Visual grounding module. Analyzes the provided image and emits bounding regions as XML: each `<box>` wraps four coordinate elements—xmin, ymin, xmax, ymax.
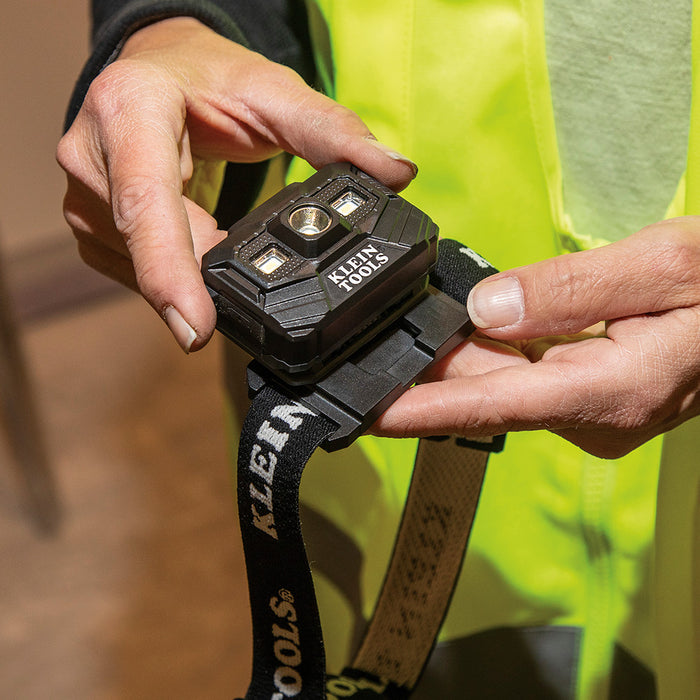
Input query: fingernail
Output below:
<box><xmin>164</xmin><ymin>306</ymin><xmax>197</xmax><ymax>353</ymax></box>
<box><xmin>467</xmin><ymin>277</ymin><xmax>524</xmax><ymax>328</ymax></box>
<box><xmin>364</xmin><ymin>135</ymin><xmax>418</xmax><ymax>176</ymax></box>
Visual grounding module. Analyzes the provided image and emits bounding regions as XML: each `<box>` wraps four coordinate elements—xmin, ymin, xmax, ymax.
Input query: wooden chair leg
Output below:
<box><xmin>0</xmin><ymin>260</ymin><xmax>60</xmax><ymax>534</ymax></box>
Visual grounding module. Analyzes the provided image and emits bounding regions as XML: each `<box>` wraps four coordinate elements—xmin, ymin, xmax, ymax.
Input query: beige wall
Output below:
<box><xmin>0</xmin><ymin>1</ymin><xmax>89</xmax><ymax>257</ymax></box>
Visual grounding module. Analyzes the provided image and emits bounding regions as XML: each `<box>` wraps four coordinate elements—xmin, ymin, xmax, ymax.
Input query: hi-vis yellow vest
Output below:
<box><xmin>275</xmin><ymin>2</ymin><xmax>700</xmax><ymax>699</ymax></box>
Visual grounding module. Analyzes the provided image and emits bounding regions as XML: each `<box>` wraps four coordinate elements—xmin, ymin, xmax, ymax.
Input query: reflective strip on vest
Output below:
<box><xmin>279</xmin><ymin>2</ymin><xmax>700</xmax><ymax>699</ymax></box>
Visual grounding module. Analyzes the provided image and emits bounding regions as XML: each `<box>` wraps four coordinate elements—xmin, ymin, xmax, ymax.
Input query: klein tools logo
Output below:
<box><xmin>247</xmin><ymin>402</ymin><xmax>315</xmax><ymax>540</ymax></box>
<box><xmin>269</xmin><ymin>588</ymin><xmax>303</xmax><ymax>699</ymax></box>
<box><xmin>325</xmin><ymin>244</ymin><xmax>390</xmax><ymax>293</ymax></box>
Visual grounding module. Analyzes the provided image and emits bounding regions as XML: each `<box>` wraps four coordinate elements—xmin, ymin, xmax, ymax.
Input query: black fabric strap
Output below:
<box><xmin>237</xmin><ymin>384</ymin><xmax>336</xmax><ymax>700</ymax></box>
<box><xmin>236</xmin><ymin>239</ymin><xmax>502</xmax><ymax>699</ymax></box>
<box><xmin>238</xmin><ymin>388</ymin><xmax>500</xmax><ymax>700</ymax></box>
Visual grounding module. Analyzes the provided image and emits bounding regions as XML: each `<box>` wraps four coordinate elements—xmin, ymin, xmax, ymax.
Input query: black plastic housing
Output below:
<box><xmin>246</xmin><ymin>287</ymin><xmax>475</xmax><ymax>450</ymax></box>
<box><xmin>202</xmin><ymin>163</ymin><xmax>438</xmax><ymax>384</ymax></box>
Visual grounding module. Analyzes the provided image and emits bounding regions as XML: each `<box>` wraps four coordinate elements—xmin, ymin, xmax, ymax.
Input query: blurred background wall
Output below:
<box><xmin>0</xmin><ymin>5</ymin><xmax>251</xmax><ymax>698</ymax></box>
<box><xmin>0</xmin><ymin>0</ymin><xmax>88</xmax><ymax>258</ymax></box>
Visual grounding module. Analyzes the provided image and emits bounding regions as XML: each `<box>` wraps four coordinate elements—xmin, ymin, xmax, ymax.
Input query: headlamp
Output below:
<box><xmin>202</xmin><ymin>163</ymin><xmax>437</xmax><ymax>386</ymax></box>
<box><xmin>202</xmin><ymin>164</ymin><xmax>504</xmax><ymax>700</ymax></box>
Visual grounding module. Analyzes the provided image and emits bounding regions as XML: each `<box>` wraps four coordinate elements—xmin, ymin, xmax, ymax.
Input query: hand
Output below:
<box><xmin>372</xmin><ymin>218</ymin><xmax>700</xmax><ymax>458</ymax></box>
<box><xmin>56</xmin><ymin>18</ymin><xmax>417</xmax><ymax>352</ymax></box>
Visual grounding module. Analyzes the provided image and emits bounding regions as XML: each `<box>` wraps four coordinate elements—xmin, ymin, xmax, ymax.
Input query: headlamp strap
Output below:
<box><xmin>237</xmin><ymin>385</ymin><xmax>501</xmax><ymax>700</ymax></box>
<box><xmin>236</xmin><ymin>240</ymin><xmax>504</xmax><ymax>699</ymax></box>
<box><xmin>237</xmin><ymin>384</ymin><xmax>335</xmax><ymax>700</ymax></box>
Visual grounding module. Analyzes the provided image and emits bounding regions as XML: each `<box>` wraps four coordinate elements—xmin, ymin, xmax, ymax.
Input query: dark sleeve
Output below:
<box><xmin>65</xmin><ymin>0</ymin><xmax>315</xmax><ymax>130</ymax></box>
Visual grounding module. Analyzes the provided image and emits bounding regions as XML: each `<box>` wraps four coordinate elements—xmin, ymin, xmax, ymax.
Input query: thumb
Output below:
<box><xmin>466</xmin><ymin>220</ymin><xmax>700</xmax><ymax>339</ymax></box>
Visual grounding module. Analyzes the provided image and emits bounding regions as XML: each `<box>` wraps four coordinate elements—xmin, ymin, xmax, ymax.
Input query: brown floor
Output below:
<box><xmin>0</xmin><ymin>289</ymin><xmax>253</xmax><ymax>699</ymax></box>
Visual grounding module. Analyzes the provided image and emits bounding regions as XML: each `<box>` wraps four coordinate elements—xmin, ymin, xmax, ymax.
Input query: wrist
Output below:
<box><xmin>119</xmin><ymin>16</ymin><xmax>212</xmax><ymax>59</ymax></box>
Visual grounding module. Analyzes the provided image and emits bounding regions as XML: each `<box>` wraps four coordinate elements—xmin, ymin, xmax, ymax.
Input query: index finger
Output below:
<box><xmin>99</xmin><ymin>81</ymin><xmax>216</xmax><ymax>351</ymax></box>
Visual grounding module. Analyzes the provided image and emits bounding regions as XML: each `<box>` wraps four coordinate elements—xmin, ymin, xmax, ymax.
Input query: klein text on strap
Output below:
<box><xmin>235</xmin><ymin>239</ymin><xmax>504</xmax><ymax>699</ymax></box>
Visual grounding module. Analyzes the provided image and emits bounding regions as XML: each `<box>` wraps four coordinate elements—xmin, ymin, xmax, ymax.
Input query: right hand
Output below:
<box><xmin>56</xmin><ymin>17</ymin><xmax>417</xmax><ymax>351</ymax></box>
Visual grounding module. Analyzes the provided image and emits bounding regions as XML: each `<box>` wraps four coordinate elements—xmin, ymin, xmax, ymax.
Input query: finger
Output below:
<box><xmin>110</xmin><ymin>153</ymin><xmax>215</xmax><ymax>351</ymax></box>
<box><xmin>63</xmin><ymin>151</ymin><xmax>220</xmax><ymax>352</ymax></box>
<box><xmin>63</xmin><ymin>173</ymin><xmax>130</xmax><ymax>258</ymax></box>
<box><xmin>102</xmin><ymin>103</ymin><xmax>216</xmax><ymax>352</ymax></box>
<box><xmin>280</xmin><ymin>99</ymin><xmax>418</xmax><ymax>192</ymax></box>
<box><xmin>466</xmin><ymin>218</ymin><xmax>700</xmax><ymax>339</ymax></box>
<box><xmin>238</xmin><ymin>64</ymin><xmax>418</xmax><ymax>191</ymax></box>
<box><xmin>372</xmin><ymin>350</ymin><xmax>606</xmax><ymax>439</ymax></box>
<box><xmin>420</xmin><ymin>336</ymin><xmax>529</xmax><ymax>383</ymax></box>
<box><xmin>168</xmin><ymin>38</ymin><xmax>418</xmax><ymax>190</ymax></box>
<box><xmin>183</xmin><ymin>198</ymin><xmax>227</xmax><ymax>262</ymax></box>
<box><xmin>77</xmin><ymin>237</ymin><xmax>138</xmax><ymax>292</ymax></box>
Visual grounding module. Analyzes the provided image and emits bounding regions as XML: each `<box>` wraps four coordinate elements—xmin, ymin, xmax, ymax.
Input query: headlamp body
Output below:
<box><xmin>202</xmin><ymin>163</ymin><xmax>438</xmax><ymax>385</ymax></box>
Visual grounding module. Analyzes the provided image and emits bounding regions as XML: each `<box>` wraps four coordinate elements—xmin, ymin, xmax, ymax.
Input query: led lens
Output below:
<box><xmin>288</xmin><ymin>205</ymin><xmax>332</xmax><ymax>236</ymax></box>
<box><xmin>253</xmin><ymin>247</ymin><xmax>288</xmax><ymax>275</ymax></box>
<box><xmin>331</xmin><ymin>190</ymin><xmax>367</xmax><ymax>216</ymax></box>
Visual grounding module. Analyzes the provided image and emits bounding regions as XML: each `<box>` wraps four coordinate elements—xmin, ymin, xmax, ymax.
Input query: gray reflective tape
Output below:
<box><xmin>352</xmin><ymin>437</ymin><xmax>489</xmax><ymax>688</ymax></box>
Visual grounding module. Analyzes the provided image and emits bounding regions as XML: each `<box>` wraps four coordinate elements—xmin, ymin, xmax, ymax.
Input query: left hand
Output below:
<box><xmin>371</xmin><ymin>217</ymin><xmax>700</xmax><ymax>458</ymax></box>
<box><xmin>56</xmin><ymin>18</ymin><xmax>417</xmax><ymax>353</ymax></box>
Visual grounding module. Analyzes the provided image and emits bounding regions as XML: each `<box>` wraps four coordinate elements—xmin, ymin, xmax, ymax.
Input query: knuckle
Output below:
<box><xmin>535</xmin><ymin>255</ymin><xmax>592</xmax><ymax>330</ymax></box>
<box><xmin>82</xmin><ymin>66</ymin><xmax>128</xmax><ymax>121</ymax></box>
<box><xmin>61</xmin><ymin>185</ymin><xmax>99</xmax><ymax>241</ymax></box>
<box><xmin>662</xmin><ymin>232</ymin><xmax>700</xmax><ymax>288</ymax></box>
<box><xmin>641</xmin><ymin>218</ymin><xmax>700</xmax><ymax>289</ymax></box>
<box><xmin>84</xmin><ymin>62</ymin><xmax>142</xmax><ymax>118</ymax></box>
<box><xmin>62</xmin><ymin>203</ymin><xmax>87</xmax><ymax>237</ymax></box>
<box><xmin>313</xmin><ymin>99</ymin><xmax>362</xmax><ymax>137</ymax></box>
<box><xmin>83</xmin><ymin>61</ymin><xmax>177</xmax><ymax>132</ymax></box>
<box><xmin>113</xmin><ymin>176</ymin><xmax>177</xmax><ymax>241</ymax></box>
<box><xmin>241</xmin><ymin>56</ymin><xmax>306</xmax><ymax>108</ymax></box>
<box><xmin>55</xmin><ymin>131</ymin><xmax>80</xmax><ymax>173</ymax></box>
<box><xmin>550</xmin><ymin>255</ymin><xmax>589</xmax><ymax>302</ymax></box>
<box><xmin>259</xmin><ymin>57</ymin><xmax>307</xmax><ymax>91</ymax></box>
<box><xmin>272</xmin><ymin>61</ymin><xmax>306</xmax><ymax>88</ymax></box>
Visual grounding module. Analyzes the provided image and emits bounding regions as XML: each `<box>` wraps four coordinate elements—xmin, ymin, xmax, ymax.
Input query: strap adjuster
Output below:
<box><xmin>426</xmin><ymin>434</ymin><xmax>507</xmax><ymax>453</ymax></box>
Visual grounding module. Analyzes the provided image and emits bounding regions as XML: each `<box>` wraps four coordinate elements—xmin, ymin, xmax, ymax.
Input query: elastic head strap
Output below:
<box><xmin>236</xmin><ymin>239</ymin><xmax>503</xmax><ymax>699</ymax></box>
<box><xmin>237</xmin><ymin>384</ymin><xmax>335</xmax><ymax>700</ymax></box>
<box><xmin>347</xmin><ymin>436</ymin><xmax>491</xmax><ymax>690</ymax></box>
<box><xmin>238</xmin><ymin>388</ymin><xmax>500</xmax><ymax>699</ymax></box>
